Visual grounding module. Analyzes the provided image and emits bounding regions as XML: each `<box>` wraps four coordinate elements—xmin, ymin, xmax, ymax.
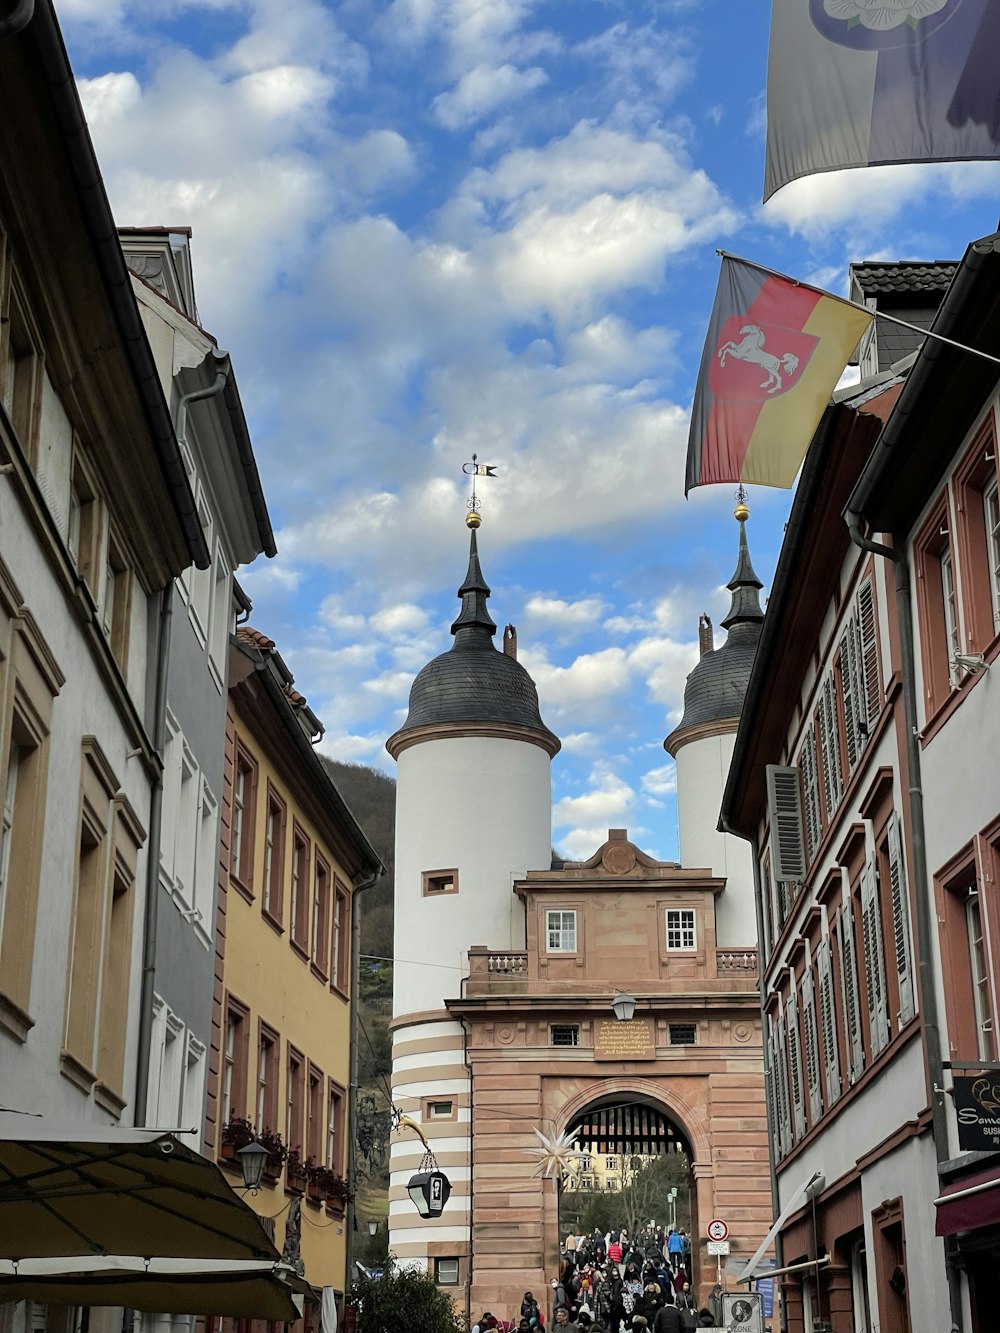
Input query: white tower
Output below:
<box><xmin>664</xmin><ymin>502</ymin><xmax>764</xmax><ymax>947</ymax></box>
<box><xmin>386</xmin><ymin>516</ymin><xmax>560</xmax><ymax>1275</ymax></box>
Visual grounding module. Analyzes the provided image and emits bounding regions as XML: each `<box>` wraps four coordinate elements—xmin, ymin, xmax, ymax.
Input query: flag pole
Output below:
<box><xmin>716</xmin><ymin>250</ymin><xmax>1000</xmax><ymax>369</ymax></box>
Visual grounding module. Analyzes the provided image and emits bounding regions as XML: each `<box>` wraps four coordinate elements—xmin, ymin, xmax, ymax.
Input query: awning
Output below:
<box><xmin>737</xmin><ymin>1169</ymin><xmax>824</xmax><ymax>1283</ymax></box>
<box><xmin>0</xmin><ymin>1117</ymin><xmax>297</xmax><ymax>1317</ymax></box>
<box><xmin>0</xmin><ymin>1259</ymin><xmax>301</xmax><ymax>1320</ymax></box>
<box><xmin>0</xmin><ymin>1118</ymin><xmax>278</xmax><ymax>1261</ymax></box>
<box><xmin>935</xmin><ymin>1166</ymin><xmax>1000</xmax><ymax>1236</ymax></box>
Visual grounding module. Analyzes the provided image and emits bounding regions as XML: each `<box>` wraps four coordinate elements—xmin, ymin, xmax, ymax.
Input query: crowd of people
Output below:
<box><xmin>471</xmin><ymin>1227</ymin><xmax>726</xmax><ymax>1333</ymax></box>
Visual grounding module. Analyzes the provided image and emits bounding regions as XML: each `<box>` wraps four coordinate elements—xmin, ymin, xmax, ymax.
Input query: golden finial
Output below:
<box><xmin>466</xmin><ymin>510</ymin><xmax>481</xmax><ymax>529</ymax></box>
<box><xmin>463</xmin><ymin>453</ymin><xmax>497</xmax><ymax>528</ymax></box>
<box><xmin>734</xmin><ymin>483</ymin><xmax>750</xmax><ymax>523</ymax></box>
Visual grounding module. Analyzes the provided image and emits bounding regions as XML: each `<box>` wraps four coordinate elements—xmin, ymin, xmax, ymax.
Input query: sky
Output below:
<box><xmin>61</xmin><ymin>0</ymin><xmax>1000</xmax><ymax>863</ymax></box>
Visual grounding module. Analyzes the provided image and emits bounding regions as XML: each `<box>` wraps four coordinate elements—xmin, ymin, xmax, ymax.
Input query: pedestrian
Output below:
<box><xmin>472</xmin><ymin>1315</ymin><xmax>496</xmax><ymax>1333</ymax></box>
<box><xmin>652</xmin><ymin>1296</ymin><xmax>682</xmax><ymax>1333</ymax></box>
<box><xmin>671</xmin><ymin>1267</ymin><xmax>688</xmax><ymax>1297</ymax></box>
<box><xmin>553</xmin><ymin>1310</ymin><xmax>577</xmax><ymax>1333</ymax></box>
<box><xmin>696</xmin><ymin>1313</ymin><xmax>715</xmax><ymax>1329</ymax></box>
<box><xmin>522</xmin><ymin>1293</ymin><xmax>541</xmax><ymax>1321</ymax></box>
<box><xmin>707</xmin><ymin>1285</ymin><xmax>723</xmax><ymax>1327</ymax></box>
<box><xmin>551</xmin><ymin>1278</ymin><xmax>568</xmax><ymax>1320</ymax></box>
<box><xmin>666</xmin><ymin>1229</ymin><xmax>684</xmax><ymax>1274</ymax></box>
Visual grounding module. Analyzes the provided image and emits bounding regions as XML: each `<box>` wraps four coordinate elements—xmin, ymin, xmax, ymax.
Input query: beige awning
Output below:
<box><xmin>0</xmin><ymin>1259</ymin><xmax>301</xmax><ymax>1320</ymax></box>
<box><xmin>0</xmin><ymin>1119</ymin><xmax>278</xmax><ymax>1261</ymax></box>
<box><xmin>0</xmin><ymin>1118</ymin><xmax>299</xmax><ymax>1318</ymax></box>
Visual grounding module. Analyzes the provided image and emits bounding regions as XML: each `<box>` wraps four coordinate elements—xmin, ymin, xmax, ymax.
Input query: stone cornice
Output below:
<box><xmin>663</xmin><ymin>716</ymin><xmax>738</xmax><ymax>758</ymax></box>
<box><xmin>386</xmin><ymin>718</ymin><xmax>561</xmax><ymax>760</ymax></box>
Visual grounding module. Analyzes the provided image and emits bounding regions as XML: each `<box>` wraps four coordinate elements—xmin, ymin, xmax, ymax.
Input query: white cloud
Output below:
<box><xmin>553</xmin><ymin>764</ymin><xmax>634</xmax><ymax>830</ymax></box>
<box><xmin>432</xmin><ymin>63</ymin><xmax>548</xmax><ymax>130</ymax></box>
<box><xmin>520</xmin><ymin>646</ymin><xmax>631</xmax><ymax>714</ymax></box>
<box><xmin>370</xmin><ymin>603</ymin><xmax>431</xmax><ymax>637</ymax></box>
<box><xmin>642</xmin><ymin>763</ymin><xmax>677</xmax><ymax>798</ymax></box>
<box><xmin>521</xmin><ymin>594</ymin><xmax>608</xmax><ymax>638</ymax></box>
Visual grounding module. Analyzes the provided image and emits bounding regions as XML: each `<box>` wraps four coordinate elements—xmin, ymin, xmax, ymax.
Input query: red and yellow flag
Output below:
<box><xmin>685</xmin><ymin>255</ymin><xmax>873</xmax><ymax>495</ymax></box>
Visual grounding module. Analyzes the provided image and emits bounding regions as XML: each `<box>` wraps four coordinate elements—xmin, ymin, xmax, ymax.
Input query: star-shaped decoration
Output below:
<box><xmin>524</xmin><ymin>1122</ymin><xmax>588</xmax><ymax>1179</ymax></box>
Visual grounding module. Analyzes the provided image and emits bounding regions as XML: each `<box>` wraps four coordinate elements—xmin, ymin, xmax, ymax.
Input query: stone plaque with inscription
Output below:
<box><xmin>594</xmin><ymin>1017</ymin><xmax>655</xmax><ymax>1061</ymax></box>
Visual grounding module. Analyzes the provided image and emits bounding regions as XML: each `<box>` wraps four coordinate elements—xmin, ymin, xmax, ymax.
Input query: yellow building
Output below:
<box><xmin>204</xmin><ymin>622</ymin><xmax>382</xmax><ymax>1324</ymax></box>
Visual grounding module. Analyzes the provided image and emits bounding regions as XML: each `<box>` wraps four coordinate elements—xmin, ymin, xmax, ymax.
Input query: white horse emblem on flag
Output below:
<box><xmin>717</xmin><ymin>324</ymin><xmax>801</xmax><ymax>395</ymax></box>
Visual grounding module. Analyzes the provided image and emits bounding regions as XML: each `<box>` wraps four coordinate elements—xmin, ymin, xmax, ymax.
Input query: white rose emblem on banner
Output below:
<box><xmin>823</xmin><ymin>0</ymin><xmax>949</xmax><ymax>30</ymax></box>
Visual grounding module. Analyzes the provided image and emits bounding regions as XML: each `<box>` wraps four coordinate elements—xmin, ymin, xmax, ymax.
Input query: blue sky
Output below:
<box><xmin>62</xmin><ymin>0</ymin><xmax>1000</xmax><ymax>861</ymax></box>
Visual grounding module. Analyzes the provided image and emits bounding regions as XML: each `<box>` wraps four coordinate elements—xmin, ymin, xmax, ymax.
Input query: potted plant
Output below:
<box><xmin>286</xmin><ymin>1147</ymin><xmax>307</xmax><ymax>1193</ymax></box>
<box><xmin>314</xmin><ymin>1166</ymin><xmax>351</xmax><ymax>1213</ymax></box>
<box><xmin>220</xmin><ymin>1115</ymin><xmax>255</xmax><ymax>1161</ymax></box>
<box><xmin>305</xmin><ymin>1158</ymin><xmax>325</xmax><ymax>1203</ymax></box>
<box><xmin>258</xmin><ymin>1127</ymin><xmax>287</xmax><ymax>1180</ymax></box>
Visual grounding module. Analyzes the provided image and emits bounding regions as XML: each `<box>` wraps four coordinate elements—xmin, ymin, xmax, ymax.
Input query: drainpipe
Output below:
<box><xmin>719</xmin><ymin>816</ymin><xmax>785</xmax><ymax>1332</ymax></box>
<box><xmin>135</xmin><ymin>368</ymin><xmax>229</xmax><ymax>1125</ymax></box>
<box><xmin>457</xmin><ymin>983</ymin><xmax>474</xmax><ymax>1333</ymax></box>
<box><xmin>346</xmin><ymin>869</ymin><xmax>382</xmax><ymax>1292</ymax></box>
<box><xmin>134</xmin><ymin>583</ymin><xmax>173</xmax><ymax>1124</ymax></box>
<box><xmin>845</xmin><ymin>512</ymin><xmax>962</xmax><ymax>1333</ymax></box>
<box><xmin>0</xmin><ymin>1</ymin><xmax>34</xmax><ymax>36</ymax></box>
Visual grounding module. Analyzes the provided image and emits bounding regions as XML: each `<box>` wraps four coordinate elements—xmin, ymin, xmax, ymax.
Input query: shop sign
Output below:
<box><xmin>954</xmin><ymin>1075</ymin><xmax>1000</xmax><ymax>1151</ymax></box>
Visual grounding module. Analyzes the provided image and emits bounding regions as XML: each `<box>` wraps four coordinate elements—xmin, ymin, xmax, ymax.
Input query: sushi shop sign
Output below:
<box><xmin>955</xmin><ymin>1076</ymin><xmax>1000</xmax><ymax>1151</ymax></box>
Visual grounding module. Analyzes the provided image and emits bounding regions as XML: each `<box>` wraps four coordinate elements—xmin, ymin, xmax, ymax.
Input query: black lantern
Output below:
<box><xmin>406</xmin><ymin>1169</ymin><xmax>452</xmax><ymax>1218</ymax></box>
<box><xmin>236</xmin><ymin>1138</ymin><xmax>270</xmax><ymax>1193</ymax></box>
<box><xmin>611</xmin><ymin>991</ymin><xmax>636</xmax><ymax>1022</ymax></box>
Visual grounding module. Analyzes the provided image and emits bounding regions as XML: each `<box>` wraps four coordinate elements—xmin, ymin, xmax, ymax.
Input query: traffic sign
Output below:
<box><xmin>707</xmin><ymin>1218</ymin><xmax>729</xmax><ymax>1241</ymax></box>
<box><xmin>707</xmin><ymin>1239</ymin><xmax>730</xmax><ymax>1255</ymax></box>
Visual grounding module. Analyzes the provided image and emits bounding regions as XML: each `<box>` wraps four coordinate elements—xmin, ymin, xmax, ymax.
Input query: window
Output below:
<box><xmin>817</xmin><ymin>673</ymin><xmax>844</xmax><ymax>822</ymax></box>
<box><xmin>435</xmin><ymin>1258</ymin><xmax>459</xmax><ymax>1286</ymax></box>
<box><xmin>256</xmin><ymin>1024</ymin><xmax>280</xmax><ymax>1134</ymax></box>
<box><xmin>550</xmin><ymin>1024</ymin><xmax>580</xmax><ymax>1046</ymax></box>
<box><xmin>422</xmin><ymin>869</ymin><xmax>458</xmax><ymax>895</ymax></box>
<box><xmin>58</xmin><ymin>779</ymin><xmax>145</xmax><ymax>1113</ymax></box>
<box><xmin>799</xmin><ymin>729</ymin><xmax>822</xmax><ymax>860</ymax></box>
<box><xmin>262</xmin><ymin>788</ymin><xmax>286</xmax><ymax>925</ymax></box>
<box><xmin>985</xmin><ymin>475</ymin><xmax>1000</xmax><ymax>629</ymax></box>
<box><xmin>286</xmin><ymin>1047</ymin><xmax>305</xmax><ymax>1154</ymax></box>
<box><xmin>953</xmin><ymin>420</ymin><xmax>1000</xmax><ymax>654</ymax></box>
<box><xmin>194</xmin><ymin>779</ymin><xmax>218</xmax><ymax>928</ymax></box>
<box><xmin>209</xmin><ymin>545</ymin><xmax>232</xmax><ymax>683</ymax></box>
<box><xmin>428</xmin><ymin>1100</ymin><xmax>453</xmax><ymax>1118</ymax></box>
<box><xmin>332</xmin><ymin>882</ymin><xmax>350</xmax><ymax>993</ymax></box>
<box><xmin>546</xmin><ymin>909</ymin><xmax>577</xmax><ymax>953</ymax></box>
<box><xmin>668</xmin><ymin>1024</ymin><xmax>696</xmax><ymax>1046</ymax></box>
<box><xmin>230</xmin><ymin>745</ymin><xmax>257</xmax><ymax>893</ymax></box>
<box><xmin>665</xmin><ymin>908</ymin><xmax>696</xmax><ymax>951</ymax></box>
<box><xmin>605</xmin><ymin>1156</ymin><xmax>617</xmax><ymax>1170</ymax></box>
<box><xmin>312</xmin><ymin>855</ymin><xmax>330</xmax><ymax>975</ymax></box>
<box><xmin>189</xmin><ymin>489</ymin><xmax>213</xmax><ymax>643</ymax></box>
<box><xmin>307</xmin><ymin>1065</ymin><xmax>324</xmax><ymax>1164</ymax></box>
<box><xmin>915</xmin><ymin>499</ymin><xmax>960</xmax><ymax>716</ymax></box>
<box><xmin>937</xmin><ymin>847</ymin><xmax>998</xmax><ymax>1064</ymax></box>
<box><xmin>147</xmin><ymin>998</ymin><xmax>205</xmax><ymax>1148</ymax></box>
<box><xmin>102</xmin><ymin>531</ymin><xmax>131</xmax><ymax>672</ymax></box>
<box><xmin>67</xmin><ymin>453</ymin><xmax>100</xmax><ymax>594</ymax></box>
<box><xmin>220</xmin><ymin>997</ymin><xmax>249</xmax><ymax>1131</ymax></box>
<box><xmin>290</xmin><ymin>827</ymin><xmax>310</xmax><ymax>951</ymax></box>
<box><xmin>1</xmin><ymin>275</ymin><xmax>42</xmax><ymax>460</ymax></box>
<box><xmin>327</xmin><ymin>1083</ymin><xmax>344</xmax><ymax>1172</ymax></box>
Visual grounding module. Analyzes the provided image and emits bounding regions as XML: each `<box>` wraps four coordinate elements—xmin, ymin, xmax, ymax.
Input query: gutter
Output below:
<box><xmin>26</xmin><ymin>0</ymin><xmax>210</xmax><ymax>569</ymax></box>
<box><xmin>345</xmin><ymin>867</ymin><xmax>383</xmax><ymax>1291</ymax></box>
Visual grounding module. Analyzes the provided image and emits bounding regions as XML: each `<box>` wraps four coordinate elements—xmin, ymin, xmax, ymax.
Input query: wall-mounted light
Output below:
<box><xmin>612</xmin><ymin>992</ymin><xmax>636</xmax><ymax>1022</ymax></box>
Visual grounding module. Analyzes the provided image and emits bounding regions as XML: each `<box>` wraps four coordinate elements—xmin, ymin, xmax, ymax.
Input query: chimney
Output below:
<box><xmin>503</xmin><ymin>624</ymin><xmax>518</xmax><ymax>659</ymax></box>
<box><xmin>698</xmin><ymin>614</ymin><xmax>714</xmax><ymax>657</ymax></box>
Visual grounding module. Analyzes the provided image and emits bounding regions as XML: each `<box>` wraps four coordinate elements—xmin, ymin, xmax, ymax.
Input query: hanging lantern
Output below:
<box><xmin>406</xmin><ymin>1169</ymin><xmax>452</xmax><ymax>1218</ymax></box>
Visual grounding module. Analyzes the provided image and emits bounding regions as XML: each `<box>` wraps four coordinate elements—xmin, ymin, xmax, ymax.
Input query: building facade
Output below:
<box><xmin>205</xmin><ymin>624</ymin><xmax>382</xmax><ymax>1313</ymax></box>
<box><xmin>387</xmin><ymin>513</ymin><xmax>771</xmax><ymax>1318</ymax></box>
<box><xmin>721</xmin><ymin>234</ymin><xmax>1000</xmax><ymax>1333</ymax></box>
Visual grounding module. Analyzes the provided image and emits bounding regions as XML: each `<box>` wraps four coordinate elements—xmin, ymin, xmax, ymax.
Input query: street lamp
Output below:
<box><xmin>368</xmin><ymin>1219</ymin><xmax>380</xmax><ymax>1237</ymax></box>
<box><xmin>406</xmin><ymin>1169</ymin><xmax>452</xmax><ymax>1218</ymax></box>
<box><xmin>611</xmin><ymin>992</ymin><xmax>636</xmax><ymax>1022</ymax></box>
<box><xmin>236</xmin><ymin>1139</ymin><xmax>270</xmax><ymax>1193</ymax></box>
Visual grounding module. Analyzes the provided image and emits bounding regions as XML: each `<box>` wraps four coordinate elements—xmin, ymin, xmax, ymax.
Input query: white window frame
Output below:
<box><xmin>984</xmin><ymin>475</ymin><xmax>1000</xmax><ymax>628</ymax></box>
<box><xmin>0</xmin><ymin>742</ymin><xmax>21</xmax><ymax>943</ymax></box>
<box><xmin>546</xmin><ymin>908</ymin><xmax>577</xmax><ymax>953</ymax></box>
<box><xmin>940</xmin><ymin>542</ymin><xmax>961</xmax><ymax>685</ymax></box>
<box><xmin>665</xmin><ymin>907</ymin><xmax>696</xmax><ymax>952</ymax></box>
<box><xmin>966</xmin><ymin>889</ymin><xmax>997</xmax><ymax>1062</ymax></box>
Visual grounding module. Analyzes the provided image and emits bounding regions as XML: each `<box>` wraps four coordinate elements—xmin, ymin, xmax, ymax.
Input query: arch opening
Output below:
<box><xmin>557</xmin><ymin>1094</ymin><xmax>697</xmax><ymax>1276</ymax></box>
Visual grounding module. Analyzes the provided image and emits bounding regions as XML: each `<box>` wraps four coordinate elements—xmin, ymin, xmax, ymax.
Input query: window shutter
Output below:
<box><xmin>817</xmin><ymin>936</ymin><xmax>841</xmax><ymax>1107</ymax></box>
<box><xmin>837</xmin><ymin>902</ymin><xmax>865</xmax><ymax>1083</ymax></box>
<box><xmin>840</xmin><ymin>613</ymin><xmax>863</xmax><ymax>767</ymax></box>
<box><xmin>786</xmin><ymin>984</ymin><xmax>806</xmax><ymax>1140</ymax></box>
<box><xmin>857</xmin><ymin>579</ymin><xmax>881</xmax><ymax>729</ymax></box>
<box><xmin>802</xmin><ymin>961</ymin><xmax>824</xmax><ymax>1127</ymax></box>
<box><xmin>773</xmin><ymin>1008</ymin><xmax>792</xmax><ymax>1156</ymax></box>
<box><xmin>800</xmin><ymin>733</ymin><xmax>823</xmax><ymax>859</ymax></box>
<box><xmin>766</xmin><ymin>764</ymin><xmax>806</xmax><ymax>882</ymax></box>
<box><xmin>760</xmin><ymin>856</ymin><xmax>774</xmax><ymax>956</ymax></box>
<box><xmin>764</xmin><ymin>1024</ymin><xmax>780</xmax><ymax>1159</ymax></box>
<box><xmin>819</xmin><ymin>675</ymin><xmax>844</xmax><ymax>820</ymax></box>
<box><xmin>861</xmin><ymin>858</ymin><xmax>890</xmax><ymax>1057</ymax></box>
<box><xmin>887</xmin><ymin>813</ymin><xmax>915</xmax><ymax>1027</ymax></box>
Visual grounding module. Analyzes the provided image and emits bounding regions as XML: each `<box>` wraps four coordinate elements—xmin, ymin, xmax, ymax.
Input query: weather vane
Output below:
<box><xmin>462</xmin><ymin>453</ymin><xmax>498</xmax><ymax>529</ymax></box>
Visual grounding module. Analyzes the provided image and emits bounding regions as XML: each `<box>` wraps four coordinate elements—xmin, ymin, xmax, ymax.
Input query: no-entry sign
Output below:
<box><xmin>707</xmin><ymin>1218</ymin><xmax>729</xmax><ymax>1242</ymax></box>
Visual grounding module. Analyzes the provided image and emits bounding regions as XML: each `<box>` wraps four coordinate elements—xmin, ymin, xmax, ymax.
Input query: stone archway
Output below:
<box><xmin>546</xmin><ymin>1079</ymin><xmax>715</xmax><ymax>1302</ymax></box>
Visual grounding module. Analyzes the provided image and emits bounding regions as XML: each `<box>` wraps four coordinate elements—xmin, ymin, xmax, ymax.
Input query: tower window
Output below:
<box><xmin>435</xmin><ymin>1258</ymin><xmax>459</xmax><ymax>1286</ymax></box>
<box><xmin>422</xmin><ymin>868</ymin><xmax>459</xmax><ymax>896</ymax></box>
<box><xmin>546</xmin><ymin>909</ymin><xmax>577</xmax><ymax>952</ymax></box>
<box><xmin>669</xmin><ymin>1024</ymin><xmax>697</xmax><ymax>1046</ymax></box>
<box><xmin>550</xmin><ymin>1024</ymin><xmax>580</xmax><ymax>1047</ymax></box>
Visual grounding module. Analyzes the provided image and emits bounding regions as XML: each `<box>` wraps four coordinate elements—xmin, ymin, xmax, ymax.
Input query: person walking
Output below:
<box><xmin>651</xmin><ymin>1295</ymin><xmax>682</xmax><ymax>1333</ymax></box>
<box><xmin>666</xmin><ymin>1229</ymin><xmax>684</xmax><ymax>1274</ymax></box>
